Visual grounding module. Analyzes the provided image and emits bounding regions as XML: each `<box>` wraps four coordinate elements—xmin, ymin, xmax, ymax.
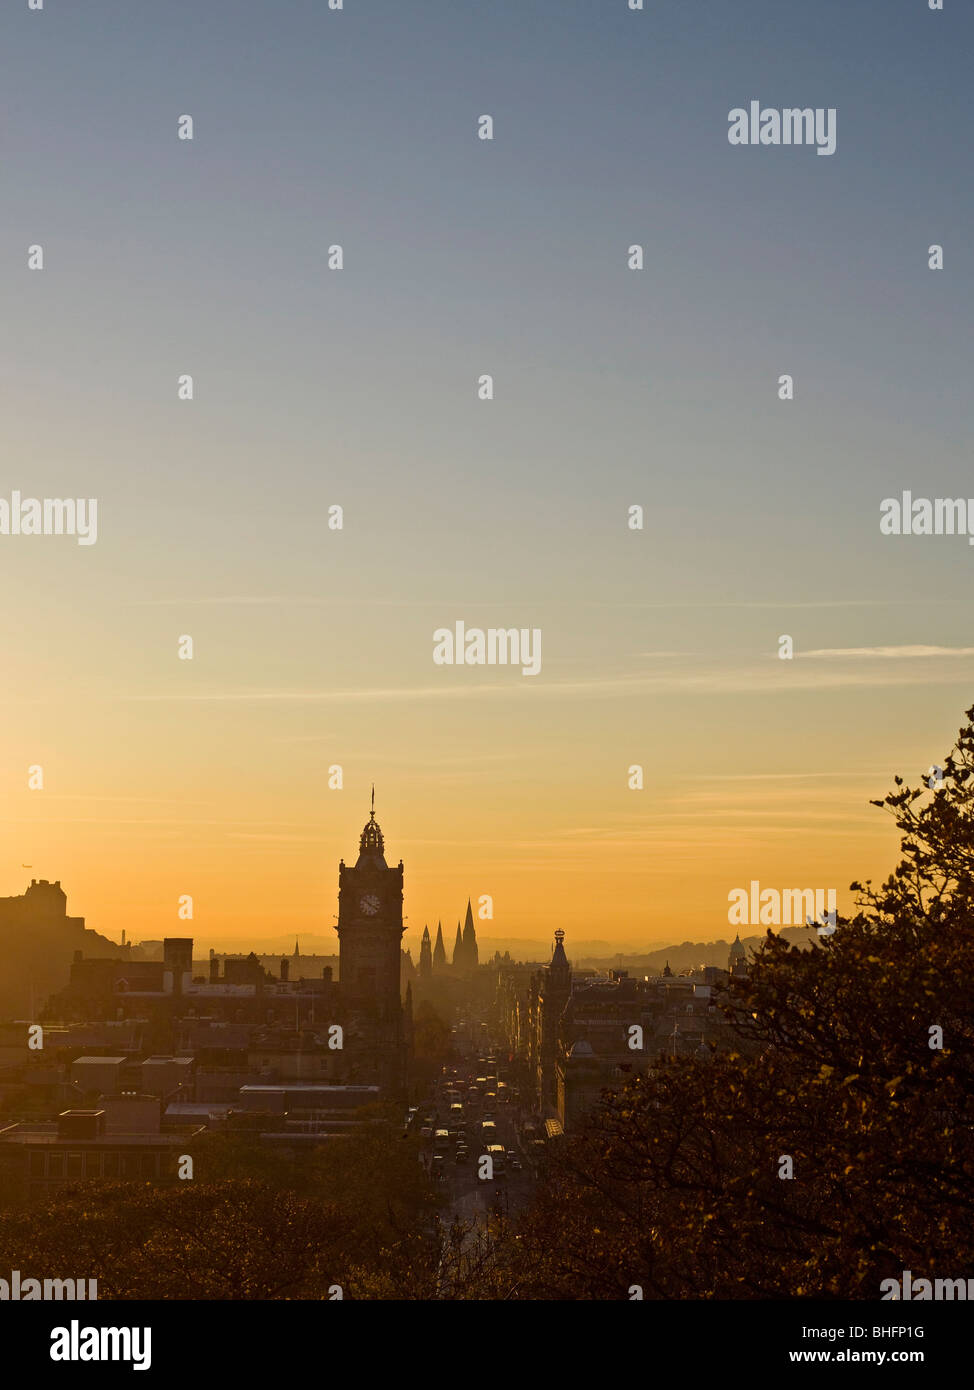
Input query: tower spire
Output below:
<box><xmin>419</xmin><ymin>925</ymin><xmax>432</xmax><ymax>979</ymax></box>
<box><xmin>550</xmin><ymin>928</ymin><xmax>570</xmax><ymax>978</ymax></box>
<box><xmin>462</xmin><ymin>898</ymin><xmax>479</xmax><ymax>969</ymax></box>
<box><xmin>357</xmin><ymin>795</ymin><xmax>386</xmax><ymax>866</ymax></box>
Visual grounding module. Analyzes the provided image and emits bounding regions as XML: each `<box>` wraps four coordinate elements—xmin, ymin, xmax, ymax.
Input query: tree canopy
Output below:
<box><xmin>497</xmin><ymin>705</ymin><xmax>974</xmax><ymax>1298</ymax></box>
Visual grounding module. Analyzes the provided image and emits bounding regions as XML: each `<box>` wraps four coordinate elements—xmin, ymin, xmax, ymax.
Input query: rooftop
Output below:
<box><xmin>0</xmin><ymin>1123</ymin><xmax>203</xmax><ymax>1147</ymax></box>
<box><xmin>239</xmin><ymin>1084</ymin><xmax>380</xmax><ymax>1095</ymax></box>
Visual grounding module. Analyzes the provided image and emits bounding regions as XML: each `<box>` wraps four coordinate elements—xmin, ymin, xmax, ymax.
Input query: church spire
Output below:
<box><xmin>453</xmin><ymin>922</ymin><xmax>464</xmax><ymax>969</ymax></box>
<box><xmin>462</xmin><ymin>898</ymin><xmax>479</xmax><ymax>969</ymax></box>
<box><xmin>433</xmin><ymin>921</ymin><xmax>447</xmax><ymax>970</ymax></box>
<box><xmin>728</xmin><ymin>932</ymin><xmax>747</xmax><ymax>975</ymax></box>
<box><xmin>419</xmin><ymin>925</ymin><xmax>432</xmax><ymax>980</ymax></box>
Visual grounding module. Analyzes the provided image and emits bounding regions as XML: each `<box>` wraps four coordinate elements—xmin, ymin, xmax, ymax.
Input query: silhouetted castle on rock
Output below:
<box><xmin>0</xmin><ymin>879</ymin><xmax>117</xmax><ymax>1019</ymax></box>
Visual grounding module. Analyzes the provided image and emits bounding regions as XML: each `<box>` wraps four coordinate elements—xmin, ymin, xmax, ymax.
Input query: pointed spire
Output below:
<box><xmin>462</xmin><ymin>899</ymin><xmax>479</xmax><ymax>968</ymax></box>
<box><xmin>419</xmin><ymin>925</ymin><xmax>432</xmax><ymax>980</ymax></box>
<box><xmin>433</xmin><ymin>921</ymin><xmax>447</xmax><ymax>969</ymax></box>
<box><xmin>728</xmin><ymin>933</ymin><xmax>746</xmax><ymax>975</ymax></box>
<box><xmin>550</xmin><ymin>928</ymin><xmax>570</xmax><ymax>976</ymax></box>
<box><xmin>453</xmin><ymin>922</ymin><xmax>464</xmax><ymax>968</ymax></box>
<box><xmin>293</xmin><ymin>937</ymin><xmax>299</xmax><ymax>958</ymax></box>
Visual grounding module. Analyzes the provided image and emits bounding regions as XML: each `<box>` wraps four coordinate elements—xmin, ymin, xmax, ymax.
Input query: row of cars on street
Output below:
<box><xmin>406</xmin><ymin>1046</ymin><xmax>526</xmax><ymax>1181</ymax></box>
<box><xmin>433</xmin><ymin>1053</ymin><xmax>524</xmax><ymax>1176</ymax></box>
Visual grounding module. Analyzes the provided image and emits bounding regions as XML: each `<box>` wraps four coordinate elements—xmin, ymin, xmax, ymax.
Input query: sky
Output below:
<box><xmin>1</xmin><ymin>0</ymin><xmax>973</xmax><ymax>956</ymax></box>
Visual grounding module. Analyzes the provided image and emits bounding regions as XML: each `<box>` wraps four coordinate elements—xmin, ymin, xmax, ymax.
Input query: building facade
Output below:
<box><xmin>496</xmin><ymin>933</ymin><xmax>742</xmax><ymax>1132</ymax></box>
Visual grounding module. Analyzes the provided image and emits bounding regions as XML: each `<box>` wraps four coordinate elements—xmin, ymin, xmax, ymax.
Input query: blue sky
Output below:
<box><xmin>1</xmin><ymin>0</ymin><xmax>972</xmax><ymax>947</ymax></box>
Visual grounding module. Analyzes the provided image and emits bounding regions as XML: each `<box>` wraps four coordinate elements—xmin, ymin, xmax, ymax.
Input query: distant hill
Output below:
<box><xmin>474</xmin><ymin>937</ymin><xmax>615</xmax><ymax>960</ymax></box>
<box><xmin>573</xmin><ymin>926</ymin><xmax>819</xmax><ymax>973</ymax></box>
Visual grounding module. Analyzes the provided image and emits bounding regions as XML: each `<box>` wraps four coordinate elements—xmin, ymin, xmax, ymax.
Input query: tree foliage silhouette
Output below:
<box><xmin>499</xmin><ymin>706</ymin><xmax>974</xmax><ymax>1298</ymax></box>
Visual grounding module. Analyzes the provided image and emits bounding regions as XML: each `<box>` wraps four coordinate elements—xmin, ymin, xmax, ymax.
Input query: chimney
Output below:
<box><xmin>322</xmin><ymin>966</ymin><xmax>332</xmax><ymax>983</ymax></box>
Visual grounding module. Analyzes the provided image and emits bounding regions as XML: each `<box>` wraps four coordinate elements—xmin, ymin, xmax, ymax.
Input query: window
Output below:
<box><xmin>102</xmin><ymin>1152</ymin><xmax>119</xmax><ymax>1178</ymax></box>
<box><xmin>48</xmin><ymin>1152</ymin><xmax>64</xmax><ymax>1178</ymax></box>
<box><xmin>29</xmin><ymin>1151</ymin><xmax>46</xmax><ymax>1177</ymax></box>
<box><xmin>66</xmin><ymin>1152</ymin><xmax>84</xmax><ymax>1179</ymax></box>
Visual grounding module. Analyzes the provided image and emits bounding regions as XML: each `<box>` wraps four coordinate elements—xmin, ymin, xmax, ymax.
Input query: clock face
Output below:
<box><xmin>359</xmin><ymin>894</ymin><xmax>380</xmax><ymax>916</ymax></box>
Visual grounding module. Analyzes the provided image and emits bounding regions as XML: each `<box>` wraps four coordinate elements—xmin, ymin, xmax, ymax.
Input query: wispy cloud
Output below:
<box><xmin>128</xmin><ymin>596</ymin><xmax>444</xmax><ymax>608</ymax></box>
<box><xmin>691</xmin><ymin>771</ymin><xmax>889</xmax><ymax>781</ymax></box>
<box><xmin>800</xmin><ymin>645</ymin><xmax>974</xmax><ymax>659</ymax></box>
<box><xmin>119</xmin><ymin>659</ymin><xmax>974</xmax><ymax>704</ymax></box>
<box><xmin>126</xmin><ymin>596</ymin><xmax>974</xmax><ymax>613</ymax></box>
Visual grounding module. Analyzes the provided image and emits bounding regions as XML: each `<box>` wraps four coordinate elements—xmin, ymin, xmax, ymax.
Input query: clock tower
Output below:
<box><xmin>337</xmin><ymin>796</ymin><xmax>405</xmax><ymax>1029</ymax></box>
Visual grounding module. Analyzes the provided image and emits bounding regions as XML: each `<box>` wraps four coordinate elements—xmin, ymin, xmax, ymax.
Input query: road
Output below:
<box><xmin>421</xmin><ymin>1062</ymin><xmax>536</xmax><ymax>1229</ymax></box>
